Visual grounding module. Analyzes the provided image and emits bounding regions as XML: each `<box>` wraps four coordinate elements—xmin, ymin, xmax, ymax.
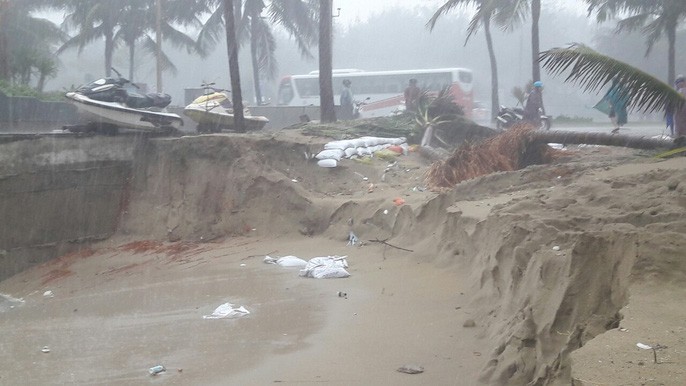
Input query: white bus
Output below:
<box><xmin>276</xmin><ymin>68</ymin><xmax>474</xmax><ymax>118</ymax></box>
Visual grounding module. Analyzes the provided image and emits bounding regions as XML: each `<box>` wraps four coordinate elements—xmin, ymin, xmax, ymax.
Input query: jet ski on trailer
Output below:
<box><xmin>183</xmin><ymin>83</ymin><xmax>269</xmax><ymax>133</ymax></box>
<box><xmin>64</xmin><ymin>68</ymin><xmax>183</xmax><ymax>134</ymax></box>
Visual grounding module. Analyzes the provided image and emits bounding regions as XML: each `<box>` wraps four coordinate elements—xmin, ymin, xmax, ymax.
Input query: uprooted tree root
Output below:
<box><xmin>426</xmin><ymin>124</ymin><xmax>558</xmax><ymax>189</ymax></box>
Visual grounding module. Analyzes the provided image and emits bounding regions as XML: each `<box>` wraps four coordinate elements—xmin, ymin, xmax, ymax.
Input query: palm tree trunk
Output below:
<box><xmin>224</xmin><ymin>0</ymin><xmax>245</xmax><ymax>132</ymax></box>
<box><xmin>531</xmin><ymin>0</ymin><xmax>541</xmax><ymax>82</ymax></box>
<box><xmin>104</xmin><ymin>30</ymin><xmax>114</xmax><ymax>77</ymax></box>
<box><xmin>666</xmin><ymin>18</ymin><xmax>676</xmax><ymax>85</ymax></box>
<box><xmin>128</xmin><ymin>43</ymin><xmax>135</xmax><ymax>81</ymax></box>
<box><xmin>156</xmin><ymin>0</ymin><xmax>162</xmax><ymax>91</ymax></box>
<box><xmin>250</xmin><ymin>17</ymin><xmax>263</xmax><ymax>105</ymax></box>
<box><xmin>483</xmin><ymin>17</ymin><xmax>499</xmax><ymax>122</ymax></box>
<box><xmin>529</xmin><ymin>131</ymin><xmax>673</xmax><ymax>150</ymax></box>
<box><xmin>319</xmin><ymin>0</ymin><xmax>336</xmax><ymax>123</ymax></box>
<box><xmin>0</xmin><ymin>2</ymin><xmax>9</xmax><ymax>81</ymax></box>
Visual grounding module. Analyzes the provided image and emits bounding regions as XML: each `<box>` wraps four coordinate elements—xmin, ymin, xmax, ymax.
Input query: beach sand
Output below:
<box><xmin>1</xmin><ymin>131</ymin><xmax>685</xmax><ymax>385</ymax></box>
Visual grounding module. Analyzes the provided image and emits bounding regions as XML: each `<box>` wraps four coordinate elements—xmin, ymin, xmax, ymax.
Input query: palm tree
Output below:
<box><xmin>119</xmin><ymin>0</ymin><xmax>204</xmax><ymax>82</ymax></box>
<box><xmin>56</xmin><ymin>0</ymin><xmax>120</xmax><ymax>77</ymax></box>
<box><xmin>224</xmin><ymin>0</ymin><xmax>245</xmax><ymax>132</ymax></box>
<box><xmin>197</xmin><ymin>1</ymin><xmax>317</xmax><ymax>105</ymax></box>
<box><xmin>539</xmin><ymin>43</ymin><xmax>685</xmax><ymax>114</ymax></box>
<box><xmin>53</xmin><ymin>0</ymin><xmax>203</xmax><ymax>81</ymax></box>
<box><xmin>496</xmin><ymin>0</ymin><xmax>542</xmax><ymax>82</ymax></box>
<box><xmin>427</xmin><ymin>0</ymin><xmax>502</xmax><ymax>122</ymax></box>
<box><xmin>318</xmin><ymin>0</ymin><xmax>335</xmax><ymax>123</ymax></box>
<box><xmin>586</xmin><ymin>0</ymin><xmax>686</xmax><ymax>85</ymax></box>
<box><xmin>0</xmin><ymin>0</ymin><xmax>64</xmax><ymax>87</ymax></box>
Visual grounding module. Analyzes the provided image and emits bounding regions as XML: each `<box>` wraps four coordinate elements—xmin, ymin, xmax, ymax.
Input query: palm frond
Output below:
<box><xmin>426</xmin><ymin>0</ymin><xmax>467</xmax><ymax>31</ymax></box>
<box><xmin>539</xmin><ymin>43</ymin><xmax>685</xmax><ymax>114</ymax></box>
<box><xmin>493</xmin><ymin>0</ymin><xmax>528</xmax><ymax>31</ymax></box>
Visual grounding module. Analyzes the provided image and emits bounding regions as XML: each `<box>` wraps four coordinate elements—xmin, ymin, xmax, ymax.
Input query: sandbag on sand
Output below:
<box><xmin>263</xmin><ymin>255</ymin><xmax>308</xmax><ymax>267</ymax></box>
<box><xmin>299</xmin><ymin>256</ymin><xmax>350</xmax><ymax>279</ymax></box>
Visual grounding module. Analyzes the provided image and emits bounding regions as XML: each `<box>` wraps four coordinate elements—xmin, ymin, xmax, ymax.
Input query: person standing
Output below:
<box><xmin>339</xmin><ymin>79</ymin><xmax>354</xmax><ymax>120</ymax></box>
<box><xmin>673</xmin><ymin>75</ymin><xmax>686</xmax><ymax>138</ymax></box>
<box><xmin>524</xmin><ymin>81</ymin><xmax>545</xmax><ymax>125</ymax></box>
<box><xmin>404</xmin><ymin>78</ymin><xmax>421</xmax><ymax>113</ymax></box>
<box><xmin>605</xmin><ymin>77</ymin><xmax>628</xmax><ymax>133</ymax></box>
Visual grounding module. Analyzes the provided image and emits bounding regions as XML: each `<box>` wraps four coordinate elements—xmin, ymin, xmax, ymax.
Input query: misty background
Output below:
<box><xmin>42</xmin><ymin>3</ymin><xmax>686</xmax><ymax>122</ymax></box>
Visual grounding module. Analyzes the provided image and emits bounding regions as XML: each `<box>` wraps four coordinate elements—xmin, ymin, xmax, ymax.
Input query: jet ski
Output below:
<box><xmin>183</xmin><ymin>84</ymin><xmax>269</xmax><ymax>133</ymax></box>
<box><xmin>64</xmin><ymin>68</ymin><xmax>183</xmax><ymax>134</ymax></box>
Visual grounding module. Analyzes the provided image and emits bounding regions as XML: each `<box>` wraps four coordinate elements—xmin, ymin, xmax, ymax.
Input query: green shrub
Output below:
<box><xmin>0</xmin><ymin>81</ymin><xmax>65</xmax><ymax>101</ymax></box>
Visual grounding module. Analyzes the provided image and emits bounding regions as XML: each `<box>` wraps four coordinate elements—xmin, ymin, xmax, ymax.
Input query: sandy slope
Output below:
<box><xmin>1</xmin><ymin>131</ymin><xmax>685</xmax><ymax>385</ymax></box>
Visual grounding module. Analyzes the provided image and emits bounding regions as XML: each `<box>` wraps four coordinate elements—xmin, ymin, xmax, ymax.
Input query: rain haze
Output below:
<box><xmin>2</xmin><ymin>2</ymin><xmax>686</xmax><ymax>385</ymax></box>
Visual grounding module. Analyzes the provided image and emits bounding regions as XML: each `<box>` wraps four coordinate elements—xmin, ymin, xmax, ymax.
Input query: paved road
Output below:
<box><xmin>1</xmin><ymin>120</ymin><xmax>674</xmax><ymax>138</ymax></box>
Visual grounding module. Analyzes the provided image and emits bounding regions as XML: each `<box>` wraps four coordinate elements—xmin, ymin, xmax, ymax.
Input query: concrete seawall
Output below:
<box><xmin>0</xmin><ymin>135</ymin><xmax>144</xmax><ymax>280</ymax></box>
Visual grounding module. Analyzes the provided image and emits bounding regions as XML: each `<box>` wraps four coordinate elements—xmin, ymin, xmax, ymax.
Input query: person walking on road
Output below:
<box><xmin>339</xmin><ymin>79</ymin><xmax>354</xmax><ymax>120</ymax></box>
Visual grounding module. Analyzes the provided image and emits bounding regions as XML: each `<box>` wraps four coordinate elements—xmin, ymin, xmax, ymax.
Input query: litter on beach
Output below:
<box><xmin>203</xmin><ymin>303</ymin><xmax>250</xmax><ymax>319</ymax></box>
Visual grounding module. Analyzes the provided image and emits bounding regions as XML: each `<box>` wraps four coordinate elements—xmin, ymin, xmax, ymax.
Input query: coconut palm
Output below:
<box><xmin>0</xmin><ymin>0</ymin><xmax>64</xmax><ymax>87</ymax></box>
<box><xmin>495</xmin><ymin>0</ymin><xmax>542</xmax><ymax>82</ymax></box>
<box><xmin>117</xmin><ymin>0</ymin><xmax>206</xmax><ymax>82</ymax></box>
<box><xmin>586</xmin><ymin>0</ymin><xmax>686</xmax><ymax>85</ymax></box>
<box><xmin>52</xmin><ymin>0</ymin><xmax>204</xmax><ymax>81</ymax></box>
<box><xmin>539</xmin><ymin>43</ymin><xmax>685</xmax><ymax>114</ymax></box>
<box><xmin>197</xmin><ymin>1</ymin><xmax>317</xmax><ymax>105</ymax></box>
<box><xmin>427</xmin><ymin>0</ymin><xmax>502</xmax><ymax>122</ymax></box>
<box><xmin>224</xmin><ymin>0</ymin><xmax>245</xmax><ymax>132</ymax></box>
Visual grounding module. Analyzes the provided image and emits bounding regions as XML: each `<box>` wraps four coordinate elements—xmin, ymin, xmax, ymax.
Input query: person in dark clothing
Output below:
<box><xmin>524</xmin><ymin>80</ymin><xmax>545</xmax><ymax>125</ymax></box>
<box><xmin>339</xmin><ymin>79</ymin><xmax>354</xmax><ymax>120</ymax></box>
<box><xmin>404</xmin><ymin>78</ymin><xmax>421</xmax><ymax>113</ymax></box>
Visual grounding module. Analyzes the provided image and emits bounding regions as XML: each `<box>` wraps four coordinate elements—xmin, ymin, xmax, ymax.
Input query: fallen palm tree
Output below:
<box><xmin>426</xmin><ymin>124</ymin><xmax>554</xmax><ymax>188</ymax></box>
<box><xmin>426</xmin><ymin>124</ymin><xmax>675</xmax><ymax>189</ymax></box>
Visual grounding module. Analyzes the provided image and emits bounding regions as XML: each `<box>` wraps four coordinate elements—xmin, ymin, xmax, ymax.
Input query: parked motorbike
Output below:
<box><xmin>353</xmin><ymin>97</ymin><xmax>371</xmax><ymax>119</ymax></box>
<box><xmin>76</xmin><ymin>67</ymin><xmax>172</xmax><ymax>110</ymax></box>
<box><xmin>495</xmin><ymin>105</ymin><xmax>551</xmax><ymax>131</ymax></box>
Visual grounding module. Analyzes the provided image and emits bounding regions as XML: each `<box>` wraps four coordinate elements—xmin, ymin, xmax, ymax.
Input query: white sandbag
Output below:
<box><xmin>264</xmin><ymin>255</ymin><xmax>309</xmax><ymax>267</ymax></box>
<box><xmin>350</xmin><ymin>138</ymin><xmax>367</xmax><ymax>148</ymax></box>
<box><xmin>203</xmin><ymin>303</ymin><xmax>250</xmax><ymax>319</ymax></box>
<box><xmin>315</xmin><ymin>148</ymin><xmax>345</xmax><ymax>160</ymax></box>
<box><xmin>299</xmin><ymin>256</ymin><xmax>350</xmax><ymax>279</ymax></box>
<box><xmin>356</xmin><ymin>147</ymin><xmax>371</xmax><ymax>157</ymax></box>
<box><xmin>317</xmin><ymin>159</ymin><xmax>338</xmax><ymax>168</ymax></box>
<box><xmin>324</xmin><ymin>140</ymin><xmax>353</xmax><ymax>150</ymax></box>
<box><xmin>344</xmin><ymin>147</ymin><xmax>358</xmax><ymax>158</ymax></box>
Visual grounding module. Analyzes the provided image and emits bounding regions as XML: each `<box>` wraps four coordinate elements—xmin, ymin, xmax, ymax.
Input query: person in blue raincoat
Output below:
<box><xmin>601</xmin><ymin>77</ymin><xmax>629</xmax><ymax>133</ymax></box>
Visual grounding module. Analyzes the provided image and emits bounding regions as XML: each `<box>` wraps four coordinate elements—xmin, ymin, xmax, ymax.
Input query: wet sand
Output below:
<box><xmin>0</xmin><ymin>235</ymin><xmax>486</xmax><ymax>385</ymax></box>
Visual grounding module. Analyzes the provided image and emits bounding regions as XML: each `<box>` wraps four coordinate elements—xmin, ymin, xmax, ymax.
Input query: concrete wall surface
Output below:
<box><xmin>0</xmin><ymin>136</ymin><xmax>144</xmax><ymax>280</ymax></box>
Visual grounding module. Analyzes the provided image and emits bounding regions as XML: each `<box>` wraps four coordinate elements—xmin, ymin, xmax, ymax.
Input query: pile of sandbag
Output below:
<box><xmin>315</xmin><ymin>136</ymin><xmax>408</xmax><ymax>168</ymax></box>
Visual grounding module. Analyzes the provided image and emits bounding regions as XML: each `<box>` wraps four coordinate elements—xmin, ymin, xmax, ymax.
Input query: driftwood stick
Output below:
<box><xmin>369</xmin><ymin>238</ymin><xmax>413</xmax><ymax>252</ymax></box>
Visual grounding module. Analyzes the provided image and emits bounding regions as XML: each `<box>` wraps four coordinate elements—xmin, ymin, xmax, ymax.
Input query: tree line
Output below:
<box><xmin>1</xmin><ymin>1</ymin><xmax>685</xmax><ymax>129</ymax></box>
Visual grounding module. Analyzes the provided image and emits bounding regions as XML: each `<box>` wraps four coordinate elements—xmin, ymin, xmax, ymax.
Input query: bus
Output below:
<box><xmin>276</xmin><ymin>68</ymin><xmax>474</xmax><ymax>118</ymax></box>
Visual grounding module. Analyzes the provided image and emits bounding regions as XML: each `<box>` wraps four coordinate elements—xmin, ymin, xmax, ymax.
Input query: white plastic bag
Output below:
<box><xmin>203</xmin><ymin>303</ymin><xmax>250</xmax><ymax>319</ymax></box>
<box><xmin>264</xmin><ymin>255</ymin><xmax>308</xmax><ymax>267</ymax></box>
